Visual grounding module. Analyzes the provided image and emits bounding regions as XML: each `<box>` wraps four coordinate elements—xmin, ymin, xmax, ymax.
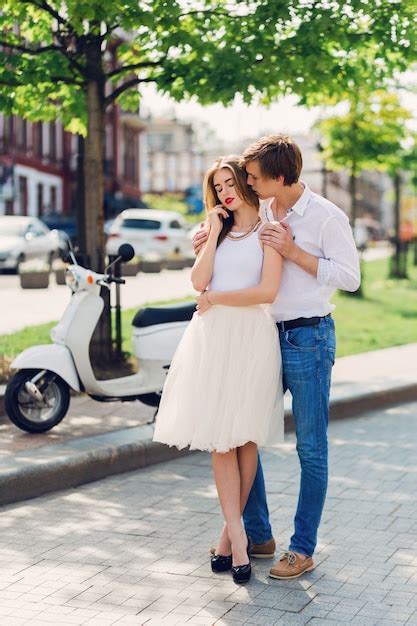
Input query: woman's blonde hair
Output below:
<box><xmin>203</xmin><ymin>155</ymin><xmax>259</xmax><ymax>245</ymax></box>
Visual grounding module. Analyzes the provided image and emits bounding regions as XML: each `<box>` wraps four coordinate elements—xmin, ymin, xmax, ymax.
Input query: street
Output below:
<box><xmin>0</xmin><ymin>401</ymin><xmax>416</xmax><ymax>625</ymax></box>
<box><xmin>0</xmin><ymin>268</ymin><xmax>195</xmax><ymax>335</ymax></box>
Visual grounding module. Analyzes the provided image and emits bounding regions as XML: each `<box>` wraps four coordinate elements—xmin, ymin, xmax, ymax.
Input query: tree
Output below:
<box><xmin>0</xmin><ymin>0</ymin><xmax>415</xmax><ymax>353</ymax></box>
<box><xmin>317</xmin><ymin>90</ymin><xmax>412</xmax><ymax>292</ymax></box>
<box><xmin>389</xmin><ymin>135</ymin><xmax>417</xmax><ymax>277</ymax></box>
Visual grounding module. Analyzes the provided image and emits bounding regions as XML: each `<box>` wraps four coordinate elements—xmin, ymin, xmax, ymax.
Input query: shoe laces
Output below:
<box><xmin>280</xmin><ymin>550</ymin><xmax>297</xmax><ymax>566</ymax></box>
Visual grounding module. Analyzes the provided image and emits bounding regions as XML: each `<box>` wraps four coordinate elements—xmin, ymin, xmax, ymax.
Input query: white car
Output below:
<box><xmin>105</xmin><ymin>209</ymin><xmax>193</xmax><ymax>261</ymax></box>
<box><xmin>0</xmin><ymin>215</ymin><xmax>60</xmax><ymax>272</ymax></box>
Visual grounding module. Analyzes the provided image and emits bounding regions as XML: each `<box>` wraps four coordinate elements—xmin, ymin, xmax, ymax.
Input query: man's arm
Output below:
<box><xmin>317</xmin><ymin>215</ymin><xmax>361</xmax><ymax>292</ymax></box>
<box><xmin>259</xmin><ymin>217</ymin><xmax>360</xmax><ymax>291</ymax></box>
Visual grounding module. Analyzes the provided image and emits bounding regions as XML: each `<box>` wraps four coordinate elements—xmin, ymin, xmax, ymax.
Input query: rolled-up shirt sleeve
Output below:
<box><xmin>317</xmin><ymin>214</ymin><xmax>361</xmax><ymax>292</ymax></box>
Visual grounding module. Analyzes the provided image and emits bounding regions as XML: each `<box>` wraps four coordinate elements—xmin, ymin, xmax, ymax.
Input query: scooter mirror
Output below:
<box><xmin>118</xmin><ymin>243</ymin><xmax>135</xmax><ymax>263</ymax></box>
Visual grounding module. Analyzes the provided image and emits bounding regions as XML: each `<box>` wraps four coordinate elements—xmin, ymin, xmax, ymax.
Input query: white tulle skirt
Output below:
<box><xmin>153</xmin><ymin>304</ymin><xmax>284</xmax><ymax>453</ymax></box>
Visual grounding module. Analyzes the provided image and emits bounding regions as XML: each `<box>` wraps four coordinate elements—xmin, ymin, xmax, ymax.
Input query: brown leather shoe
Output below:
<box><xmin>269</xmin><ymin>551</ymin><xmax>315</xmax><ymax>579</ymax></box>
<box><xmin>209</xmin><ymin>537</ymin><xmax>276</xmax><ymax>559</ymax></box>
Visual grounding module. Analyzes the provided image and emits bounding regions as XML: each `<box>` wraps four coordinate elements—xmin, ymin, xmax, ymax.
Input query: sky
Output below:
<box><xmin>140</xmin><ymin>85</ymin><xmax>322</xmax><ymax>145</ymax></box>
<box><xmin>140</xmin><ymin>79</ymin><xmax>417</xmax><ymax>148</ymax></box>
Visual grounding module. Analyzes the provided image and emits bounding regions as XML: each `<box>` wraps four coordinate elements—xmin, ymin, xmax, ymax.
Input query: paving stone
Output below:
<box><xmin>1</xmin><ymin>403</ymin><xmax>417</xmax><ymax>625</ymax></box>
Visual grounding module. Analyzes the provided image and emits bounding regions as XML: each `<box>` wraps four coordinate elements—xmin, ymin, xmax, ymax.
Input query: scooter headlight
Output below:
<box><xmin>65</xmin><ymin>268</ymin><xmax>79</xmax><ymax>292</ymax></box>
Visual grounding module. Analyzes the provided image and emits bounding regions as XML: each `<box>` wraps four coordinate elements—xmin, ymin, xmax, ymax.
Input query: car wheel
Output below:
<box><xmin>16</xmin><ymin>254</ymin><xmax>25</xmax><ymax>274</ymax></box>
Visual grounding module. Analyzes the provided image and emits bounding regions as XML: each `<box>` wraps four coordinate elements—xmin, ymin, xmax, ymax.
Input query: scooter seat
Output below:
<box><xmin>132</xmin><ymin>302</ymin><xmax>196</xmax><ymax>328</ymax></box>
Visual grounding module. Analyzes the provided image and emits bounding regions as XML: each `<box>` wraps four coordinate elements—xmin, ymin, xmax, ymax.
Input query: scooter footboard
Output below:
<box><xmin>11</xmin><ymin>344</ymin><xmax>80</xmax><ymax>391</ymax></box>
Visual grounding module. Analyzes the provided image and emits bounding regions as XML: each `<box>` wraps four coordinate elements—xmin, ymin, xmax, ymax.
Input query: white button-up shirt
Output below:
<box><xmin>260</xmin><ymin>182</ymin><xmax>360</xmax><ymax>322</ymax></box>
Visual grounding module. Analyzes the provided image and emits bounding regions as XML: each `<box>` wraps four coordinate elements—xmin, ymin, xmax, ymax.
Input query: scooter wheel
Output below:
<box><xmin>5</xmin><ymin>369</ymin><xmax>70</xmax><ymax>433</ymax></box>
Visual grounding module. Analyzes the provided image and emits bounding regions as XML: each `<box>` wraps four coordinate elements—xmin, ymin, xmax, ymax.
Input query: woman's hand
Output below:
<box><xmin>207</xmin><ymin>205</ymin><xmax>229</xmax><ymax>236</ymax></box>
<box><xmin>196</xmin><ymin>291</ymin><xmax>212</xmax><ymax>316</ymax></box>
<box><xmin>192</xmin><ymin>224</ymin><xmax>209</xmax><ymax>256</ymax></box>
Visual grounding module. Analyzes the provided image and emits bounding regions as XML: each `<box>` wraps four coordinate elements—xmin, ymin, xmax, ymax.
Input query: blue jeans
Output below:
<box><xmin>243</xmin><ymin>315</ymin><xmax>336</xmax><ymax>557</ymax></box>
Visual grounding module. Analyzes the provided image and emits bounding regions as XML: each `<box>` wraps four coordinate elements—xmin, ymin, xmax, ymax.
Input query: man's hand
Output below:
<box><xmin>259</xmin><ymin>222</ymin><xmax>298</xmax><ymax>261</ymax></box>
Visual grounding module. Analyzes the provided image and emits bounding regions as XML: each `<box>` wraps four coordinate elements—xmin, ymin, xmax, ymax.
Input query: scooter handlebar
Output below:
<box><xmin>96</xmin><ymin>276</ymin><xmax>125</xmax><ymax>287</ymax></box>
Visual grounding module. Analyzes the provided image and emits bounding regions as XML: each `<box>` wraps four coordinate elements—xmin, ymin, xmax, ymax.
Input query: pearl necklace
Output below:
<box><xmin>226</xmin><ymin>219</ymin><xmax>261</xmax><ymax>241</ymax></box>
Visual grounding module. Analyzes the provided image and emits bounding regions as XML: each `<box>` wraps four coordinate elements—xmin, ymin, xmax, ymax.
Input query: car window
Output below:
<box><xmin>28</xmin><ymin>222</ymin><xmax>47</xmax><ymax>237</ymax></box>
<box><xmin>169</xmin><ymin>220</ymin><xmax>184</xmax><ymax>229</ymax></box>
<box><xmin>120</xmin><ymin>219</ymin><xmax>161</xmax><ymax>230</ymax></box>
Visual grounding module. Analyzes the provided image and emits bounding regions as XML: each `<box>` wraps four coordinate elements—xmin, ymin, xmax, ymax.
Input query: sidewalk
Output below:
<box><xmin>1</xmin><ymin>343</ymin><xmax>416</xmax><ymax>507</ymax></box>
<box><xmin>0</xmin><ymin>399</ymin><xmax>416</xmax><ymax>624</ymax></box>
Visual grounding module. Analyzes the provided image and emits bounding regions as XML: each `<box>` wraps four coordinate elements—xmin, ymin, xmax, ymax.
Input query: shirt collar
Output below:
<box><xmin>290</xmin><ymin>181</ymin><xmax>311</xmax><ymax>216</ymax></box>
<box><xmin>264</xmin><ymin>180</ymin><xmax>312</xmax><ymax>219</ymax></box>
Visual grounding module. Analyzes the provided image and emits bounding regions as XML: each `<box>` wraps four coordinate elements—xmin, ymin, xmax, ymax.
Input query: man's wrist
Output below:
<box><xmin>288</xmin><ymin>243</ymin><xmax>301</xmax><ymax>263</ymax></box>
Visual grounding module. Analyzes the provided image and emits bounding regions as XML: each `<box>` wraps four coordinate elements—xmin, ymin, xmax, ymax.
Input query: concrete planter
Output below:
<box><xmin>20</xmin><ymin>270</ymin><xmax>50</xmax><ymax>289</ymax></box>
<box><xmin>121</xmin><ymin>262</ymin><xmax>139</xmax><ymax>276</ymax></box>
<box><xmin>55</xmin><ymin>268</ymin><xmax>67</xmax><ymax>285</ymax></box>
<box><xmin>165</xmin><ymin>258</ymin><xmax>187</xmax><ymax>270</ymax></box>
<box><xmin>141</xmin><ymin>260</ymin><xmax>162</xmax><ymax>273</ymax></box>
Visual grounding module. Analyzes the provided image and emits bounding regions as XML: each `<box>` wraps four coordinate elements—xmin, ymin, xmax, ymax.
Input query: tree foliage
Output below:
<box><xmin>0</xmin><ymin>0</ymin><xmax>416</xmax><ymax>134</ymax></box>
<box><xmin>317</xmin><ymin>90</ymin><xmax>412</xmax><ymax>177</ymax></box>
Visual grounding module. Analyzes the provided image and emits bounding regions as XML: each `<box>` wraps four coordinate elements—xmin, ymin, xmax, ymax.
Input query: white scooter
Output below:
<box><xmin>5</xmin><ymin>244</ymin><xmax>195</xmax><ymax>433</ymax></box>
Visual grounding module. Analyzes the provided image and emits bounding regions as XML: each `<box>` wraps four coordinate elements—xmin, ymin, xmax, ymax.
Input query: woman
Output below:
<box><xmin>153</xmin><ymin>156</ymin><xmax>284</xmax><ymax>584</ymax></box>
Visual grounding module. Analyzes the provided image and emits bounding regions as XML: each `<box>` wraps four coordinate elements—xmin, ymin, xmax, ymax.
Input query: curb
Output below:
<box><xmin>1</xmin><ymin>383</ymin><xmax>417</xmax><ymax>507</ymax></box>
<box><xmin>0</xmin><ymin>425</ymin><xmax>193</xmax><ymax>507</ymax></box>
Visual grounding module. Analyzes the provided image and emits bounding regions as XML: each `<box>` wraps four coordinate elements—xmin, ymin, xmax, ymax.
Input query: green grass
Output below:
<box><xmin>332</xmin><ymin>256</ymin><xmax>417</xmax><ymax>356</ymax></box>
<box><xmin>1</xmin><ymin>257</ymin><xmax>417</xmax><ymax>381</ymax></box>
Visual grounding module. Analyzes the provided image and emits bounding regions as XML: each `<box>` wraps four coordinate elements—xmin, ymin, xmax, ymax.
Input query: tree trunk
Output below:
<box><xmin>389</xmin><ymin>172</ymin><xmax>408</xmax><ymax>279</ymax></box>
<box><xmin>346</xmin><ymin>169</ymin><xmax>363</xmax><ymax>297</ymax></box>
<box><xmin>349</xmin><ymin>170</ymin><xmax>358</xmax><ymax>225</ymax></box>
<box><xmin>83</xmin><ymin>42</ymin><xmax>112</xmax><ymax>359</ymax></box>
<box><xmin>75</xmin><ymin>134</ymin><xmax>86</xmax><ymax>256</ymax></box>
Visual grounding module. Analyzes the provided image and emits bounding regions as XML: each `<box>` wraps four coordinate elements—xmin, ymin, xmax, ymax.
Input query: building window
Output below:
<box><xmin>18</xmin><ymin>176</ymin><xmax>28</xmax><ymax>215</ymax></box>
<box><xmin>123</xmin><ymin>126</ymin><xmax>138</xmax><ymax>185</ymax></box>
<box><xmin>49</xmin><ymin>122</ymin><xmax>57</xmax><ymax>161</ymax></box>
<box><xmin>16</xmin><ymin>118</ymin><xmax>28</xmax><ymax>150</ymax></box>
<box><xmin>2</xmin><ymin>116</ymin><xmax>14</xmax><ymax>152</ymax></box>
<box><xmin>50</xmin><ymin>186</ymin><xmax>57</xmax><ymax>211</ymax></box>
<box><xmin>33</xmin><ymin>122</ymin><xmax>43</xmax><ymax>159</ymax></box>
<box><xmin>37</xmin><ymin>183</ymin><xmax>44</xmax><ymax>216</ymax></box>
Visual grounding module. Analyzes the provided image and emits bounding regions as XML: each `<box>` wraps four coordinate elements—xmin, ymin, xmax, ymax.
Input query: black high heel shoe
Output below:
<box><xmin>231</xmin><ymin>537</ymin><xmax>252</xmax><ymax>584</ymax></box>
<box><xmin>211</xmin><ymin>553</ymin><xmax>232</xmax><ymax>573</ymax></box>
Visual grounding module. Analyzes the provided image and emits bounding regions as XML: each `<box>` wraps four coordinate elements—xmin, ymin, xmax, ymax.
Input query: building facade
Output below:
<box><xmin>0</xmin><ymin>105</ymin><xmax>145</xmax><ymax>219</ymax></box>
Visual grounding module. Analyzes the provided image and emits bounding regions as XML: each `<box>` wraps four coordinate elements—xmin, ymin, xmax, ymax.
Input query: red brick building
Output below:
<box><xmin>0</xmin><ymin>105</ymin><xmax>145</xmax><ymax>218</ymax></box>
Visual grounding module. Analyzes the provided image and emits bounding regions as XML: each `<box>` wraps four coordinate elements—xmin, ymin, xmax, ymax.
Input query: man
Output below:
<box><xmin>194</xmin><ymin>134</ymin><xmax>360</xmax><ymax>579</ymax></box>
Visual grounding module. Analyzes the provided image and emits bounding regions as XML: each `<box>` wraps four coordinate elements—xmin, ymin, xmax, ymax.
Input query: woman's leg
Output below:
<box><xmin>237</xmin><ymin>442</ymin><xmax>258</xmax><ymax>512</ymax></box>
<box><xmin>212</xmin><ymin>448</ymin><xmax>247</xmax><ymax>565</ymax></box>
<box><xmin>212</xmin><ymin>442</ymin><xmax>258</xmax><ymax>565</ymax></box>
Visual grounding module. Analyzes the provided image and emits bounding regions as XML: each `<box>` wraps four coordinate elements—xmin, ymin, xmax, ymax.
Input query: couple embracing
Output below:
<box><xmin>153</xmin><ymin>134</ymin><xmax>360</xmax><ymax>584</ymax></box>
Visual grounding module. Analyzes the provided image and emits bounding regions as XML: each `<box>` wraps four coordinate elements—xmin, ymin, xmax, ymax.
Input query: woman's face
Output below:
<box><xmin>213</xmin><ymin>168</ymin><xmax>245</xmax><ymax>211</ymax></box>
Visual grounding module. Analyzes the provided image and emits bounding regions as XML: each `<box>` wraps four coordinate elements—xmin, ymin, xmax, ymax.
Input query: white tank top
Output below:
<box><xmin>209</xmin><ymin>227</ymin><xmax>263</xmax><ymax>292</ymax></box>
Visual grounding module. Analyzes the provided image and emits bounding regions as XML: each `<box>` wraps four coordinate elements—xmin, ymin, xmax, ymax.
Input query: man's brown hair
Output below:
<box><xmin>241</xmin><ymin>134</ymin><xmax>303</xmax><ymax>185</ymax></box>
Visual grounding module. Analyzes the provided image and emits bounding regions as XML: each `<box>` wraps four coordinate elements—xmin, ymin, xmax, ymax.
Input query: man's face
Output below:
<box><xmin>245</xmin><ymin>160</ymin><xmax>282</xmax><ymax>199</ymax></box>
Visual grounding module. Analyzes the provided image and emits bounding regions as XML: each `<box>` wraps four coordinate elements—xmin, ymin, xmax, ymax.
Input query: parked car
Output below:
<box><xmin>0</xmin><ymin>215</ymin><xmax>60</xmax><ymax>273</ymax></box>
<box><xmin>105</xmin><ymin>209</ymin><xmax>193</xmax><ymax>262</ymax></box>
